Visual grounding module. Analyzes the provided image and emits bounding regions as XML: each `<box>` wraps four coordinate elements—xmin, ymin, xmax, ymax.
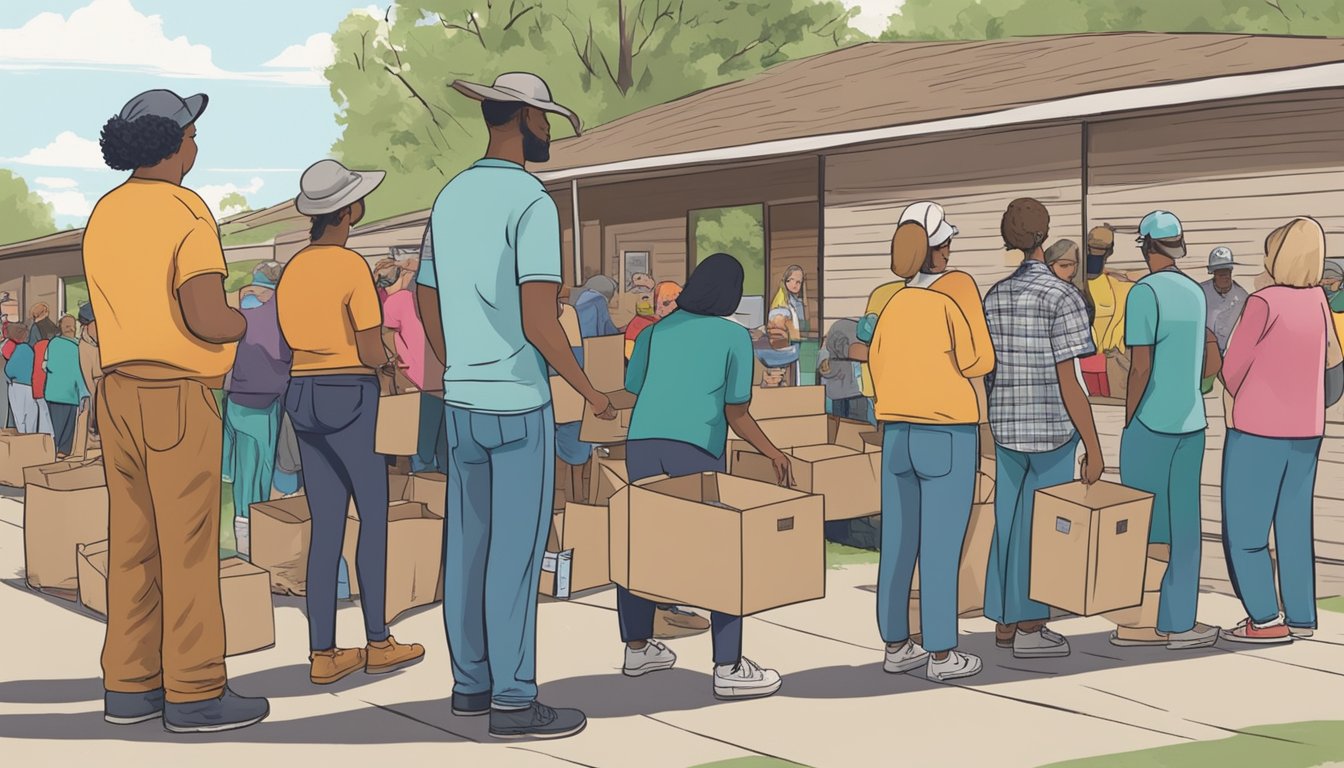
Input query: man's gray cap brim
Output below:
<box><xmin>118</xmin><ymin>90</ymin><xmax>208</xmax><ymax>127</ymax></box>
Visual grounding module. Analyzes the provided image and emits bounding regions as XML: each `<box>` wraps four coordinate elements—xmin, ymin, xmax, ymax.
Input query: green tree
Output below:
<box><xmin>219</xmin><ymin>192</ymin><xmax>250</xmax><ymax>214</ymax></box>
<box><xmin>883</xmin><ymin>0</ymin><xmax>1344</xmax><ymax>40</ymax></box>
<box><xmin>327</xmin><ymin>1</ymin><xmax>866</xmax><ymax>221</ymax></box>
<box><xmin>0</xmin><ymin>169</ymin><xmax>57</xmax><ymax>246</ymax></box>
<box><xmin>693</xmin><ymin>205</ymin><xmax>765</xmax><ymax>295</ymax></box>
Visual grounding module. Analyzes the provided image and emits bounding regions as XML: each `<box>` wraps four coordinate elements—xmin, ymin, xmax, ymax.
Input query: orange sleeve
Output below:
<box><xmin>173</xmin><ymin>216</ymin><xmax>227</xmax><ymax>290</ymax></box>
<box><xmin>346</xmin><ymin>253</ymin><xmax>383</xmax><ymax>332</ymax></box>
<box><xmin>942</xmin><ymin>272</ymin><xmax>995</xmax><ymax>377</ymax></box>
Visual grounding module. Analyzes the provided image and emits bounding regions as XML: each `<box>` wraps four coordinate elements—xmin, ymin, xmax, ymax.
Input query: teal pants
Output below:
<box><xmin>985</xmin><ymin>434</ymin><xmax>1079</xmax><ymax>626</ymax></box>
<box><xmin>1222</xmin><ymin>430</ymin><xmax>1321</xmax><ymax>629</ymax></box>
<box><xmin>1119</xmin><ymin>419</ymin><xmax>1205</xmax><ymax>634</ymax></box>
<box><xmin>224</xmin><ymin>399</ymin><xmax>282</xmax><ymax>520</ymax></box>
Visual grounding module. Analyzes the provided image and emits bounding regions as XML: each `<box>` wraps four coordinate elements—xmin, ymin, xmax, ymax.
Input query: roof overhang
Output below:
<box><xmin>537</xmin><ymin>60</ymin><xmax>1344</xmax><ymax>184</ymax></box>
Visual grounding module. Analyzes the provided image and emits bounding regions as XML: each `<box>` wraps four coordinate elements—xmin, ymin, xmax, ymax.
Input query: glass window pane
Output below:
<box><xmin>691</xmin><ymin>205</ymin><xmax>765</xmax><ymax>297</ymax></box>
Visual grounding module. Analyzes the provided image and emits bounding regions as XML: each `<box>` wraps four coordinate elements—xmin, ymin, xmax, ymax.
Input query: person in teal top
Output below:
<box><xmin>617</xmin><ymin>252</ymin><xmax>795</xmax><ymax>702</ymax></box>
<box><xmin>1117</xmin><ymin>211</ymin><xmax>1223</xmax><ymax>652</ymax></box>
<box><xmin>43</xmin><ymin>315</ymin><xmax>90</xmax><ymax>456</ymax></box>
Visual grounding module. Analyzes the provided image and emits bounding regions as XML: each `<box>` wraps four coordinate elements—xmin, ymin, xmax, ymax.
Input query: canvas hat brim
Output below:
<box><xmin>452</xmin><ymin>80</ymin><xmax>583</xmax><ymax>136</ymax></box>
<box><xmin>296</xmin><ymin>170</ymin><xmax>386</xmax><ymax>216</ymax></box>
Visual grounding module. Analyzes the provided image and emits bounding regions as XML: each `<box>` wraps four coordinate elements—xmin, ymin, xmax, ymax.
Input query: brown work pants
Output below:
<box><xmin>97</xmin><ymin>372</ymin><xmax>227</xmax><ymax>703</ymax></box>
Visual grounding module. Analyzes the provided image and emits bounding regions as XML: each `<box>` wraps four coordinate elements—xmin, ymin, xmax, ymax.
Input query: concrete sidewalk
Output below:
<box><xmin>3</xmin><ymin>491</ymin><xmax>1344</xmax><ymax>768</ymax></box>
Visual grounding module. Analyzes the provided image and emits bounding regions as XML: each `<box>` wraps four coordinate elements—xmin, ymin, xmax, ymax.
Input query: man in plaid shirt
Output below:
<box><xmin>983</xmin><ymin>198</ymin><xmax>1105</xmax><ymax>662</ymax></box>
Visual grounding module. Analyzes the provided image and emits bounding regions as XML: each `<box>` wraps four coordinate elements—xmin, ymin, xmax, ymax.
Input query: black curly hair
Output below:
<box><xmin>99</xmin><ymin>114</ymin><xmax>184</xmax><ymax>171</ymax></box>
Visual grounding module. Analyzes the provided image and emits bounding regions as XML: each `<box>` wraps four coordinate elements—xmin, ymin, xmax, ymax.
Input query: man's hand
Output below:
<box><xmin>587</xmin><ymin>391</ymin><xmax>617</xmax><ymax>421</ymax></box>
<box><xmin>767</xmin><ymin>448</ymin><xmax>795</xmax><ymax>487</ymax></box>
<box><xmin>1080</xmin><ymin>453</ymin><xmax>1104</xmax><ymax>485</ymax></box>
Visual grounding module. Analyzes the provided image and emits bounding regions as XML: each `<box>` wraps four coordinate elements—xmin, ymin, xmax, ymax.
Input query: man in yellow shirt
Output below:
<box><xmin>83</xmin><ymin>89</ymin><xmax>265</xmax><ymax>733</ymax></box>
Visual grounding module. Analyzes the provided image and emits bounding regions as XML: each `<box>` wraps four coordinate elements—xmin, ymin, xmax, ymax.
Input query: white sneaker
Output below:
<box><xmin>623</xmin><ymin>640</ymin><xmax>677</xmax><ymax>677</ymax></box>
<box><xmin>883</xmin><ymin>640</ymin><xmax>929</xmax><ymax>674</ymax></box>
<box><xmin>926</xmin><ymin>651</ymin><xmax>982</xmax><ymax>682</ymax></box>
<box><xmin>713</xmin><ymin>657</ymin><xmax>782</xmax><ymax>700</ymax></box>
<box><xmin>1013</xmin><ymin>626</ymin><xmax>1071</xmax><ymax>659</ymax></box>
<box><xmin>233</xmin><ymin>516</ymin><xmax>250</xmax><ymax>559</ymax></box>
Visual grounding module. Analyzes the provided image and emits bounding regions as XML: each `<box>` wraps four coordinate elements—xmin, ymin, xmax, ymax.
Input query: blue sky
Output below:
<box><xmin>0</xmin><ymin>0</ymin><xmax>384</xmax><ymax>228</ymax></box>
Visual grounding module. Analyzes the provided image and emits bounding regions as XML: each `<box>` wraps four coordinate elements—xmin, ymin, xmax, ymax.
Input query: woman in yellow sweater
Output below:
<box><xmin>869</xmin><ymin>201</ymin><xmax>994</xmax><ymax>683</ymax></box>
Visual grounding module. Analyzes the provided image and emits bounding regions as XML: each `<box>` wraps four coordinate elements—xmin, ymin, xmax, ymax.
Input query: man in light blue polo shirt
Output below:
<box><xmin>1117</xmin><ymin>210</ymin><xmax>1223</xmax><ymax>652</ymax></box>
<box><xmin>415</xmin><ymin>72</ymin><xmax>614</xmax><ymax>741</ymax></box>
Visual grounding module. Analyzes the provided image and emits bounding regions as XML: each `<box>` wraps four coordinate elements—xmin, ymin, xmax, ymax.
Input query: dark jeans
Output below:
<box><xmin>284</xmin><ymin>375</ymin><xmax>390</xmax><ymax>651</ymax></box>
<box><xmin>48</xmin><ymin>401</ymin><xmax>79</xmax><ymax>455</ymax></box>
<box><xmin>618</xmin><ymin>438</ymin><xmax>743</xmax><ymax>666</ymax></box>
<box><xmin>414</xmin><ymin>391</ymin><xmax>448</xmax><ymax>473</ymax></box>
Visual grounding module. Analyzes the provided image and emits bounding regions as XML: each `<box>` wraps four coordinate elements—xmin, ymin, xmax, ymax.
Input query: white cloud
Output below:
<box><xmin>4</xmin><ymin>132</ymin><xmax>105</xmax><ymax>169</ymax></box>
<box><xmin>0</xmin><ymin>0</ymin><xmax>331</xmax><ymax>86</ymax></box>
<box><xmin>841</xmin><ymin>0</ymin><xmax>904</xmax><ymax>37</ymax></box>
<box><xmin>264</xmin><ymin>33</ymin><xmax>335</xmax><ymax>70</ymax></box>
<box><xmin>36</xmin><ymin>189</ymin><xmax>94</xmax><ymax>218</ymax></box>
<box><xmin>35</xmin><ymin>177</ymin><xmax>80</xmax><ymax>189</ymax></box>
<box><xmin>196</xmin><ymin>177</ymin><xmax>265</xmax><ymax>219</ymax></box>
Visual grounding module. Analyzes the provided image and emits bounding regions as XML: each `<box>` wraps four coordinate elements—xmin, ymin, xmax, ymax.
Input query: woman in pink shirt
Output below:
<box><xmin>379</xmin><ymin>254</ymin><xmax>447</xmax><ymax>474</ymax></box>
<box><xmin>1220</xmin><ymin>217</ymin><xmax>1344</xmax><ymax>644</ymax></box>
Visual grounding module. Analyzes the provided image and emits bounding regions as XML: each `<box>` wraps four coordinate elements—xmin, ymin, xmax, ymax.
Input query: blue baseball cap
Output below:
<box><xmin>1137</xmin><ymin>210</ymin><xmax>1187</xmax><ymax>258</ymax></box>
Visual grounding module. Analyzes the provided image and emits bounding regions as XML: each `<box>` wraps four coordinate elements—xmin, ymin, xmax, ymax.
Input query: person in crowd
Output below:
<box><xmin>554</xmin><ymin>294</ymin><xmax>590</xmax><ymax>503</ymax></box>
<box><xmin>416</xmin><ymin>72</ymin><xmax>614</xmax><ymax>739</ymax></box>
<box><xmin>381</xmin><ymin>247</ymin><xmax>448</xmax><ymax>475</ymax></box>
<box><xmin>1201</xmin><ymin>247</ymin><xmax>1249</xmax><ymax>354</ymax></box>
<box><xmin>43</xmin><ymin>315</ymin><xmax>89</xmax><ymax>457</ymax></box>
<box><xmin>622</xmin><ymin>281</ymin><xmax>681</xmax><ymax>360</ymax></box>
<box><xmin>27</xmin><ymin>303</ymin><xmax>59</xmax><ymax>345</ymax></box>
<box><xmin>869</xmin><ymin>201</ymin><xmax>994</xmax><ymax>682</ymax></box>
<box><xmin>1220</xmin><ymin>217</ymin><xmax>1344</xmax><ymax>644</ymax></box>
<box><xmin>819</xmin><ymin>318</ymin><xmax>867</xmax><ymax>422</ymax></box>
<box><xmin>771</xmin><ymin>265</ymin><xmax>810</xmax><ymax>337</ymax></box>
<box><xmin>755</xmin><ymin>307</ymin><xmax>801</xmax><ymax>386</ymax></box>
<box><xmin>1045</xmin><ymin>239</ymin><xmax>1096</xmax><ymax>322</ymax></box>
<box><xmin>1082</xmin><ymin>225</ymin><xmax>1132</xmax><ymax>397</ymax></box>
<box><xmin>1321</xmin><ymin>260</ymin><xmax>1344</xmax><ymax>312</ymax></box>
<box><xmin>628</xmin><ymin>271</ymin><xmax>656</xmax><ymax>300</ymax></box>
<box><xmin>984</xmin><ymin>201</ymin><xmax>1103</xmax><ymax>660</ymax></box>
<box><xmin>618</xmin><ymin>252</ymin><xmax>794</xmax><ymax>700</ymax></box>
<box><xmin>224</xmin><ymin>262</ymin><xmax>291</xmax><ymax>560</ymax></box>
<box><xmin>1116</xmin><ymin>210</ymin><xmax>1223</xmax><ymax>651</ymax></box>
<box><xmin>5</xmin><ymin>324</ymin><xmax>37</xmax><ymax>434</ymax></box>
<box><xmin>855</xmin><ymin>281</ymin><xmax>904</xmax><ymax>425</ymax></box>
<box><xmin>572</xmin><ymin>274</ymin><xmax>620</xmax><ymax>338</ymax></box>
<box><xmin>30</xmin><ymin>330</ymin><xmax>54</xmax><ymax>437</ymax></box>
<box><xmin>83</xmin><ymin>89</ymin><xmax>266</xmax><ymax>732</ymax></box>
<box><xmin>77</xmin><ymin>303</ymin><xmax>101</xmax><ymax>436</ymax></box>
<box><xmin>278</xmin><ymin>159</ymin><xmax>425</xmax><ymax>687</ymax></box>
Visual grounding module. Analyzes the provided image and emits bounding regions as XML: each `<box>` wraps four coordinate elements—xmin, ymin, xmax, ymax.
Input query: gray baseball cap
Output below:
<box><xmin>118</xmin><ymin>89</ymin><xmax>208</xmax><ymax>127</ymax></box>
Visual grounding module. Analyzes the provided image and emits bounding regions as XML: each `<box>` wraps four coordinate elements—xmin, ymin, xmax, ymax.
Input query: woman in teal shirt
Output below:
<box><xmin>43</xmin><ymin>316</ymin><xmax>90</xmax><ymax>456</ymax></box>
<box><xmin>619</xmin><ymin>253</ymin><xmax>793</xmax><ymax>701</ymax></box>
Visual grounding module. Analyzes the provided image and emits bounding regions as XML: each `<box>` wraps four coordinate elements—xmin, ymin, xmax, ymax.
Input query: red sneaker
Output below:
<box><xmin>1221</xmin><ymin>616</ymin><xmax>1292</xmax><ymax>645</ymax></box>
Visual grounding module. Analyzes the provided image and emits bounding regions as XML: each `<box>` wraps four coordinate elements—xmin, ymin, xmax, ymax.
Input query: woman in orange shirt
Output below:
<box><xmin>623</xmin><ymin>281</ymin><xmax>682</xmax><ymax>359</ymax></box>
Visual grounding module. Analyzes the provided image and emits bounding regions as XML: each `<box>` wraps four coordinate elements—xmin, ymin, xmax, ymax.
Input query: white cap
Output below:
<box><xmin>898</xmin><ymin>201</ymin><xmax>959</xmax><ymax>247</ymax></box>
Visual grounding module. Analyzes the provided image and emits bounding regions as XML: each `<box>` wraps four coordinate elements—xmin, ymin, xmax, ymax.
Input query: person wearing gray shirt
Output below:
<box><xmin>1201</xmin><ymin>247</ymin><xmax>1249</xmax><ymax>352</ymax></box>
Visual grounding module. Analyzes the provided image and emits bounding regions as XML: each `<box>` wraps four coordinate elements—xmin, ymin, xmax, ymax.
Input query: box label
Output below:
<box><xmin>1056</xmin><ymin>517</ymin><xmax>1071</xmax><ymax>535</ymax></box>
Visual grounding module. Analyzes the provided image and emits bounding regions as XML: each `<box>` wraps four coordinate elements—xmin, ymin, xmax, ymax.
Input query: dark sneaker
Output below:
<box><xmin>164</xmin><ymin>689</ymin><xmax>270</xmax><ymax>734</ymax></box>
<box><xmin>489</xmin><ymin>702</ymin><xmax>587</xmax><ymax>740</ymax></box>
<box><xmin>105</xmin><ymin>689</ymin><xmax>164</xmax><ymax>725</ymax></box>
<box><xmin>452</xmin><ymin>691</ymin><xmax>490</xmax><ymax>717</ymax></box>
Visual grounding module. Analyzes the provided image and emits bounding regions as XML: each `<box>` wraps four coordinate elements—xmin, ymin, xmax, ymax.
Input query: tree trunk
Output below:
<box><xmin>616</xmin><ymin>0</ymin><xmax>634</xmax><ymax>94</ymax></box>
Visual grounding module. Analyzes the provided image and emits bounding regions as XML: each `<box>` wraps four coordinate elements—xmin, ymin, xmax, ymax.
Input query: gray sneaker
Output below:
<box><xmin>105</xmin><ymin>689</ymin><xmax>164</xmax><ymax>725</ymax></box>
<box><xmin>1013</xmin><ymin>626</ymin><xmax>1071</xmax><ymax>659</ymax></box>
<box><xmin>489</xmin><ymin>702</ymin><xmax>587</xmax><ymax>740</ymax></box>
<box><xmin>451</xmin><ymin>691</ymin><xmax>489</xmax><ymax>717</ymax></box>
<box><xmin>1290</xmin><ymin>626</ymin><xmax>1315</xmax><ymax>639</ymax></box>
<box><xmin>163</xmin><ymin>689</ymin><xmax>269</xmax><ymax>734</ymax></box>
<box><xmin>1166</xmin><ymin>622</ymin><xmax>1219</xmax><ymax>650</ymax></box>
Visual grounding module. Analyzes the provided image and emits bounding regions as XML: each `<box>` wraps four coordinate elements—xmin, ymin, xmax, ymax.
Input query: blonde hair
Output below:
<box><xmin>891</xmin><ymin>222</ymin><xmax>929</xmax><ymax>280</ymax></box>
<box><xmin>1265</xmin><ymin>217</ymin><xmax>1326</xmax><ymax>288</ymax></box>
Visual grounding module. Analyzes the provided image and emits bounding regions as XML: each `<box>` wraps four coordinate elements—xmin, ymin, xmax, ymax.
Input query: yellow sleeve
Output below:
<box><xmin>940</xmin><ymin>272</ymin><xmax>994</xmax><ymax>374</ymax></box>
<box><xmin>173</xmin><ymin>216</ymin><xmax>227</xmax><ymax>290</ymax></box>
<box><xmin>1106</xmin><ymin>277</ymin><xmax>1132</xmax><ymax>354</ymax></box>
<box><xmin>347</xmin><ymin>255</ymin><xmax>383</xmax><ymax>332</ymax></box>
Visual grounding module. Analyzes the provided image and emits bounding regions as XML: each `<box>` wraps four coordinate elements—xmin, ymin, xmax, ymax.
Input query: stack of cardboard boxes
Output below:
<box><xmin>22</xmin><ymin>412</ymin><xmax>104</xmax><ymax>600</ymax></box>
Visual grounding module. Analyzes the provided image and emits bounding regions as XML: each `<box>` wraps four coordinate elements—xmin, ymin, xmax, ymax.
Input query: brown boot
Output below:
<box><xmin>310</xmin><ymin>648</ymin><xmax>366</xmax><ymax>685</ymax></box>
<box><xmin>366</xmin><ymin>636</ymin><xmax>425</xmax><ymax>675</ymax></box>
<box><xmin>995</xmin><ymin>623</ymin><xmax>1018</xmax><ymax>649</ymax></box>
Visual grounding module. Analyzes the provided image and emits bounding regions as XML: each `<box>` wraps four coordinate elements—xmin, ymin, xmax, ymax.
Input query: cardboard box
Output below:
<box><xmin>1103</xmin><ymin>544</ymin><xmax>1171</xmax><ymax>629</ymax></box>
<box><xmin>250</xmin><ymin>496</ymin><xmax>318</xmax><ymax>595</ymax></box>
<box><xmin>732</xmin><ymin>414</ymin><xmax>830</xmax><ymax>450</ymax></box>
<box><xmin>579</xmin><ymin>335</ymin><xmax>636</xmax><ymax>444</ymax></box>
<box><xmin>344</xmin><ymin>472</ymin><xmax>448</xmax><ymax>601</ymax></box>
<box><xmin>609</xmin><ymin>472</ymin><xmax>825</xmax><ymax>616</ymax></box>
<box><xmin>539</xmin><ymin>502</ymin><xmax>610</xmax><ymax>597</ymax></box>
<box><xmin>974</xmin><ymin>469</ymin><xmax>996</xmax><ymax>505</ymax></box>
<box><xmin>76</xmin><ymin>544</ymin><xmax>276</xmax><ymax>656</ymax></box>
<box><xmin>343</xmin><ymin>501</ymin><xmax>443</xmax><ymax>624</ymax></box>
<box><xmin>550</xmin><ymin>375</ymin><xmax>586</xmax><ymax>424</ymax></box>
<box><xmin>910</xmin><ymin>502</ymin><xmax>995</xmax><ymax>618</ymax></box>
<box><xmin>731</xmin><ymin>441</ymin><xmax>879</xmax><ymax>522</ymax></box>
<box><xmin>1029</xmin><ymin>480</ymin><xmax>1154</xmax><ymax>616</ymax></box>
<box><xmin>374</xmin><ymin>392</ymin><xmax>420</xmax><ymax>456</ymax></box>
<box><xmin>830</xmin><ymin>418</ymin><xmax>879</xmax><ymax>453</ymax></box>
<box><xmin>0</xmin><ymin>430</ymin><xmax>56</xmax><ymax>487</ymax></box>
<box><xmin>588</xmin><ymin>452</ymin><xmax>628</xmax><ymax>506</ymax></box>
<box><xmin>978</xmin><ymin>423</ymin><xmax>994</xmax><ymax>460</ymax></box>
<box><xmin>24</xmin><ymin>457</ymin><xmax>109</xmax><ymax>595</ymax></box>
<box><xmin>748</xmin><ymin>386</ymin><xmax>825</xmax><ymax>420</ymax></box>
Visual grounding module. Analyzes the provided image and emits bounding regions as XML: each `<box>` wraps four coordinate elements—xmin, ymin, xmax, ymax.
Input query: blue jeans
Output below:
<box><xmin>284</xmin><ymin>375</ymin><xmax>390</xmax><ymax>651</ymax></box>
<box><xmin>985</xmin><ymin>435</ymin><xmax>1079</xmax><ymax>626</ymax></box>
<box><xmin>878</xmin><ymin>422</ymin><xmax>977</xmax><ymax>653</ymax></box>
<box><xmin>617</xmin><ymin>439</ymin><xmax>743</xmax><ymax>666</ymax></box>
<box><xmin>554</xmin><ymin>420</ymin><xmax>594</xmax><ymax>466</ymax></box>
<box><xmin>442</xmin><ymin>404</ymin><xmax>555</xmax><ymax>710</ymax></box>
<box><xmin>1120</xmin><ymin>419</ymin><xmax>1205</xmax><ymax>634</ymax></box>
<box><xmin>412</xmin><ymin>391</ymin><xmax>448</xmax><ymax>474</ymax></box>
<box><xmin>1222</xmin><ymin>430</ymin><xmax>1322</xmax><ymax>628</ymax></box>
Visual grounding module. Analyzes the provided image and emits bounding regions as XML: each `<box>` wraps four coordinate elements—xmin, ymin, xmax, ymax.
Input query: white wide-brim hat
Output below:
<box><xmin>452</xmin><ymin>72</ymin><xmax>583</xmax><ymax>136</ymax></box>
<box><xmin>296</xmin><ymin>159</ymin><xmax>385</xmax><ymax>216</ymax></box>
<box><xmin>898</xmin><ymin>200</ymin><xmax>959</xmax><ymax>246</ymax></box>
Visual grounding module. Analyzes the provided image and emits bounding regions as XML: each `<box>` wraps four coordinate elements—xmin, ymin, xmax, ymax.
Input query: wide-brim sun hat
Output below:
<box><xmin>898</xmin><ymin>201</ymin><xmax>958</xmax><ymax>246</ymax></box>
<box><xmin>296</xmin><ymin>159</ymin><xmax>385</xmax><ymax>216</ymax></box>
<box><xmin>451</xmin><ymin>72</ymin><xmax>583</xmax><ymax>136</ymax></box>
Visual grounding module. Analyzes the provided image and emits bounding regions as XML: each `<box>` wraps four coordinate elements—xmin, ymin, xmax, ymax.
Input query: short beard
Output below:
<box><xmin>522</xmin><ymin>121</ymin><xmax>550</xmax><ymax>163</ymax></box>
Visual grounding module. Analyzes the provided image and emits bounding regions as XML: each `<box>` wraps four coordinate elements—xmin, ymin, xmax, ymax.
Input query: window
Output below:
<box><xmin>63</xmin><ymin>276</ymin><xmax>88</xmax><ymax>319</ymax></box>
<box><xmin>690</xmin><ymin>205</ymin><xmax>765</xmax><ymax>297</ymax></box>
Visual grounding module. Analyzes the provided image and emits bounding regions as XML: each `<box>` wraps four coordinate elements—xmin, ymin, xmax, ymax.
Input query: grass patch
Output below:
<box><xmin>688</xmin><ymin>759</ymin><xmax>811</xmax><ymax>768</ymax></box>
<box><xmin>1038</xmin><ymin>721</ymin><xmax>1344</xmax><ymax>768</ymax></box>
<box><xmin>221</xmin><ymin>220</ymin><xmax>302</xmax><ymax>247</ymax></box>
<box><xmin>826</xmin><ymin>541</ymin><xmax>879</xmax><ymax>569</ymax></box>
<box><xmin>224</xmin><ymin>260</ymin><xmax>265</xmax><ymax>292</ymax></box>
<box><xmin>1320</xmin><ymin>596</ymin><xmax>1344</xmax><ymax>614</ymax></box>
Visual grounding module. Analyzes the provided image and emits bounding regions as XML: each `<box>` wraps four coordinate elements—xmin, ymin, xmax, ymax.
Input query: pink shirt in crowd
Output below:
<box><xmin>383</xmin><ymin>289</ymin><xmax>440</xmax><ymax>392</ymax></box>
<box><xmin>1222</xmin><ymin>286</ymin><xmax>1334</xmax><ymax>439</ymax></box>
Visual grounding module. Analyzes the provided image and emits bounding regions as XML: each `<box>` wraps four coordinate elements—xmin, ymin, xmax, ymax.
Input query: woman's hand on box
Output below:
<box><xmin>768</xmin><ymin>449</ymin><xmax>795</xmax><ymax>487</ymax></box>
